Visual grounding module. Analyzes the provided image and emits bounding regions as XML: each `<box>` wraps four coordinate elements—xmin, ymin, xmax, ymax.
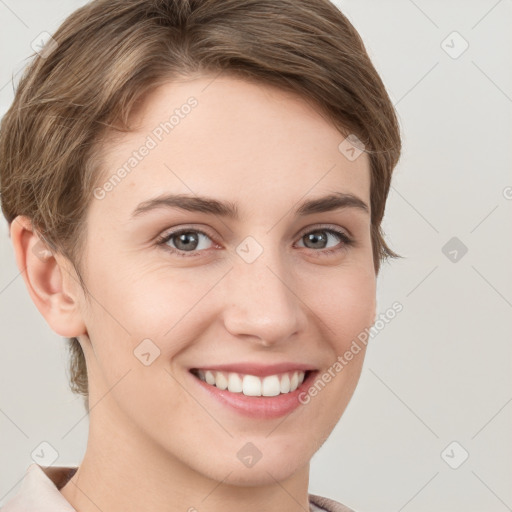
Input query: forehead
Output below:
<box><xmin>92</xmin><ymin>75</ymin><xmax>371</xmax><ymax>221</ymax></box>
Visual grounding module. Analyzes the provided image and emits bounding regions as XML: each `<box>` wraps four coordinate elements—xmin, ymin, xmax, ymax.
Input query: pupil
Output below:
<box><xmin>306</xmin><ymin>232</ymin><xmax>326</xmax><ymax>249</ymax></box>
<box><xmin>177</xmin><ymin>232</ymin><xmax>198</xmax><ymax>251</ymax></box>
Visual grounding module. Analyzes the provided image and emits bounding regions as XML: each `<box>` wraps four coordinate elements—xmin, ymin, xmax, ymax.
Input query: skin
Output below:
<box><xmin>11</xmin><ymin>74</ymin><xmax>376</xmax><ymax>512</ymax></box>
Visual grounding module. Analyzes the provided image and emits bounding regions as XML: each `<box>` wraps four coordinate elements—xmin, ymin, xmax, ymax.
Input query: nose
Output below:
<box><xmin>221</xmin><ymin>246</ymin><xmax>307</xmax><ymax>347</ymax></box>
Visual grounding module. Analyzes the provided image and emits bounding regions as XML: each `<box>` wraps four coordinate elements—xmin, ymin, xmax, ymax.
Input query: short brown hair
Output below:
<box><xmin>0</xmin><ymin>0</ymin><xmax>402</xmax><ymax>405</ymax></box>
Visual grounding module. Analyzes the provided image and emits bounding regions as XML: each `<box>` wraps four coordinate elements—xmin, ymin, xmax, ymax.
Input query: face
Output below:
<box><xmin>76</xmin><ymin>74</ymin><xmax>376</xmax><ymax>485</ymax></box>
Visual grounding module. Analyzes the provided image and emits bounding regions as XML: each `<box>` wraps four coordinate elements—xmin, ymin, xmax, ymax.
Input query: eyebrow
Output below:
<box><xmin>130</xmin><ymin>192</ymin><xmax>369</xmax><ymax>219</ymax></box>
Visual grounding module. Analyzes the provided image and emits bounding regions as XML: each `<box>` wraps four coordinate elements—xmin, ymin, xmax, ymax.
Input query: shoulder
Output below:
<box><xmin>309</xmin><ymin>492</ymin><xmax>357</xmax><ymax>512</ymax></box>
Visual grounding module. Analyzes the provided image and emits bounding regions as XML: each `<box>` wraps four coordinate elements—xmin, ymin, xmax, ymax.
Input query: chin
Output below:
<box><xmin>219</xmin><ymin>464</ymin><xmax>304</xmax><ymax>488</ymax></box>
<box><xmin>205</xmin><ymin>447</ymin><xmax>309</xmax><ymax>487</ymax></box>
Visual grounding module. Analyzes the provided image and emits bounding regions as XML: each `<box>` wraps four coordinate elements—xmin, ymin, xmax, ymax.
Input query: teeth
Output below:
<box><xmin>243</xmin><ymin>375</ymin><xmax>261</xmax><ymax>396</ymax></box>
<box><xmin>215</xmin><ymin>372</ymin><xmax>228</xmax><ymax>390</ymax></box>
<box><xmin>290</xmin><ymin>371</ymin><xmax>299</xmax><ymax>392</ymax></box>
<box><xmin>262</xmin><ymin>375</ymin><xmax>280</xmax><ymax>396</ymax></box>
<box><xmin>205</xmin><ymin>370</ymin><xmax>215</xmax><ymax>386</ymax></box>
<box><xmin>280</xmin><ymin>373</ymin><xmax>291</xmax><ymax>393</ymax></box>
<box><xmin>194</xmin><ymin>369</ymin><xmax>307</xmax><ymax>397</ymax></box>
<box><xmin>228</xmin><ymin>372</ymin><xmax>243</xmax><ymax>393</ymax></box>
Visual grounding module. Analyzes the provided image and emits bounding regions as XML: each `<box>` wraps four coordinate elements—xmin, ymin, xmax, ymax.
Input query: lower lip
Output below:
<box><xmin>188</xmin><ymin>370</ymin><xmax>318</xmax><ymax>419</ymax></box>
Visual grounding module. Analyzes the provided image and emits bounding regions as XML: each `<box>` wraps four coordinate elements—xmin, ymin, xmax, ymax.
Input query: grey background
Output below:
<box><xmin>1</xmin><ymin>1</ymin><xmax>511</xmax><ymax>510</ymax></box>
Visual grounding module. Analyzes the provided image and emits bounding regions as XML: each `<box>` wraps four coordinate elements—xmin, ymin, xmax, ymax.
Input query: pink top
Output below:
<box><xmin>1</xmin><ymin>464</ymin><xmax>355</xmax><ymax>512</ymax></box>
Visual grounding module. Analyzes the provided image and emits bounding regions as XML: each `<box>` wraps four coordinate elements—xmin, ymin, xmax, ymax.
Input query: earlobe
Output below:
<box><xmin>9</xmin><ymin>215</ymin><xmax>87</xmax><ymax>338</ymax></box>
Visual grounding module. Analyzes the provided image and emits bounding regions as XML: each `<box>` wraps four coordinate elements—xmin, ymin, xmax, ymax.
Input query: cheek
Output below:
<box><xmin>84</xmin><ymin>263</ymin><xmax>212</xmax><ymax>371</ymax></box>
<box><xmin>308</xmin><ymin>263</ymin><xmax>376</xmax><ymax>349</ymax></box>
<box><xmin>295</xmin><ymin>267</ymin><xmax>375</xmax><ymax>450</ymax></box>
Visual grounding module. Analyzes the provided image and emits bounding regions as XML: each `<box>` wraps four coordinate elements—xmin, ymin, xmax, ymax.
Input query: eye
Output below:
<box><xmin>156</xmin><ymin>228</ymin><xmax>215</xmax><ymax>257</ymax></box>
<box><xmin>156</xmin><ymin>225</ymin><xmax>354</xmax><ymax>258</ymax></box>
<box><xmin>295</xmin><ymin>227</ymin><xmax>353</xmax><ymax>255</ymax></box>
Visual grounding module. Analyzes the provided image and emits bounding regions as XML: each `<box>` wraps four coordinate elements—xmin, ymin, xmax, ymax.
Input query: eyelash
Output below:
<box><xmin>155</xmin><ymin>225</ymin><xmax>354</xmax><ymax>258</ymax></box>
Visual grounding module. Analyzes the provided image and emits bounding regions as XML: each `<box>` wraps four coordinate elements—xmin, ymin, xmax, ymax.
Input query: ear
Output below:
<box><xmin>9</xmin><ymin>215</ymin><xmax>87</xmax><ymax>338</ymax></box>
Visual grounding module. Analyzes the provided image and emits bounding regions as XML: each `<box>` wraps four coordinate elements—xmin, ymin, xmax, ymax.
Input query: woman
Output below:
<box><xmin>0</xmin><ymin>0</ymin><xmax>401</xmax><ymax>510</ymax></box>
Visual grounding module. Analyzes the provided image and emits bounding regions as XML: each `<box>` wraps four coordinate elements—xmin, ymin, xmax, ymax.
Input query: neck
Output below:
<box><xmin>59</xmin><ymin>401</ymin><xmax>311</xmax><ymax>512</ymax></box>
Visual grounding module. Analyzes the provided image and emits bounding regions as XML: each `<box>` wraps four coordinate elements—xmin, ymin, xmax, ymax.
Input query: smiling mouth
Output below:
<box><xmin>190</xmin><ymin>368</ymin><xmax>312</xmax><ymax>397</ymax></box>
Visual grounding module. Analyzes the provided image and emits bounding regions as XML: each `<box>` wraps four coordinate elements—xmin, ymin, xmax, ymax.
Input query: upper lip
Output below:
<box><xmin>190</xmin><ymin>362</ymin><xmax>317</xmax><ymax>378</ymax></box>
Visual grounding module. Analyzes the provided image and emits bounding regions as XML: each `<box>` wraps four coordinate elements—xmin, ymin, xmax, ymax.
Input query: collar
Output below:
<box><xmin>1</xmin><ymin>463</ymin><xmax>78</xmax><ymax>512</ymax></box>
